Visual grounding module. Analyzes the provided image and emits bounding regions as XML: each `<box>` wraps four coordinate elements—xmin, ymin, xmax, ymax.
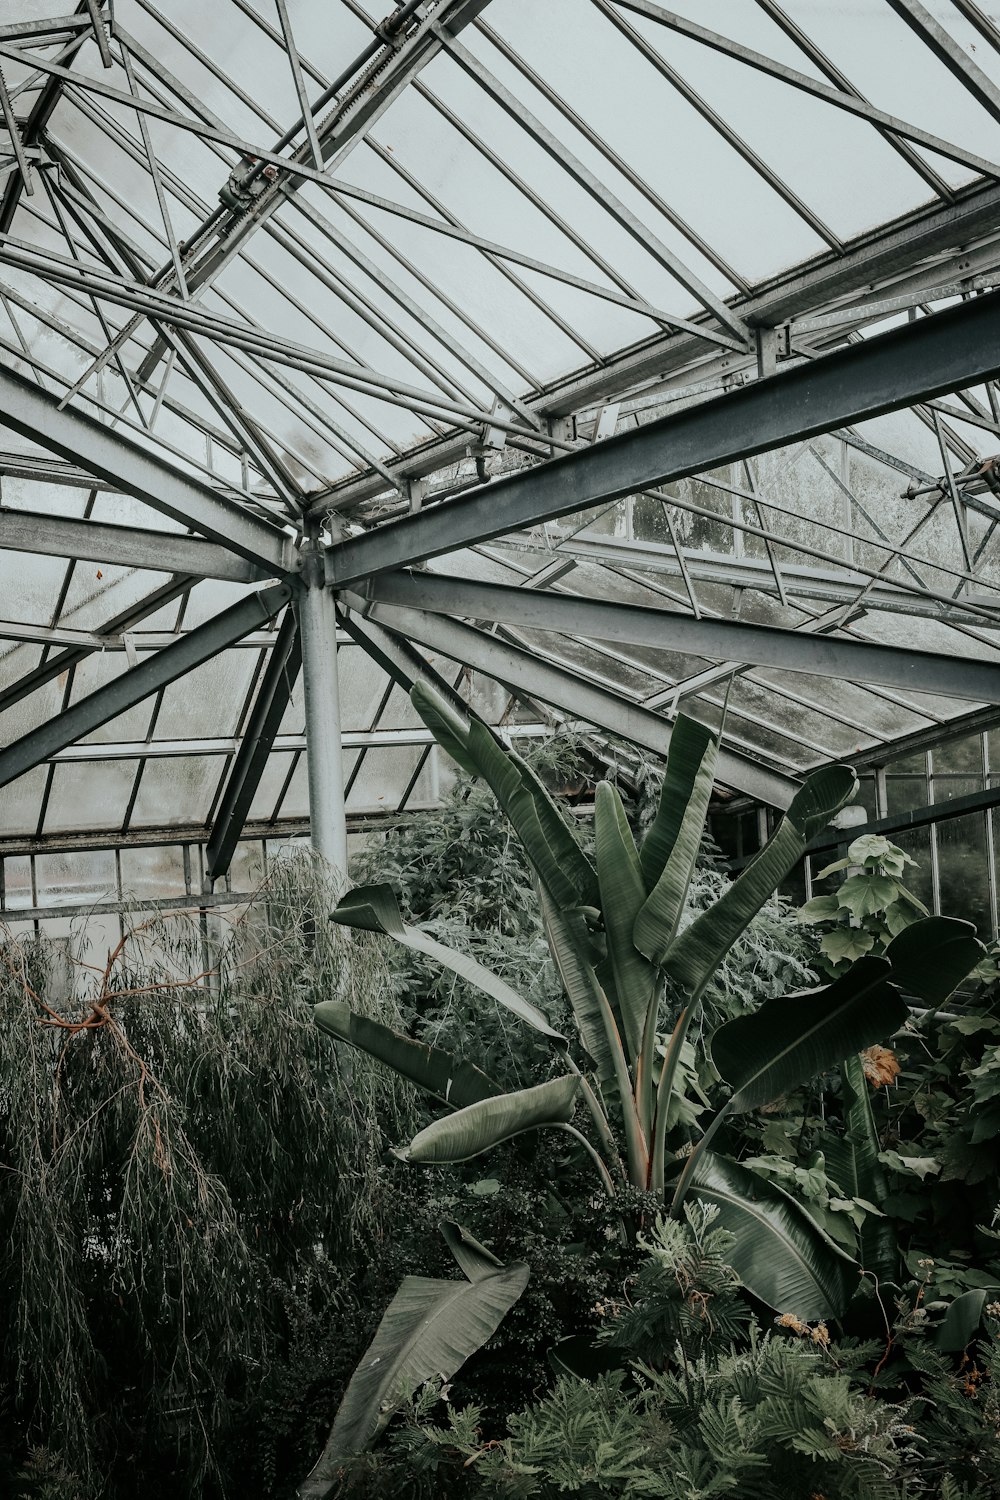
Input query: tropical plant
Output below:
<box><xmin>315</xmin><ymin>686</ymin><xmax>984</xmax><ymax>1370</ymax></box>
<box><xmin>388</xmin><ymin>1205</ymin><xmax>928</xmax><ymax>1500</ymax></box>
<box><xmin>299</xmin><ymin>1222</ymin><xmax>530</xmax><ymax>1498</ymax></box>
<box><xmin>798</xmin><ymin>833</ymin><xmax>928</xmax><ymax>974</ymax></box>
<box><xmin>792</xmin><ymin>836</ymin><xmax>996</xmax><ymax>1286</ymax></box>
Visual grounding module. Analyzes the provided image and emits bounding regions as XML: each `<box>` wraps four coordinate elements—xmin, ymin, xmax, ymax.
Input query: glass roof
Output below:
<box><xmin>2</xmin><ymin>0</ymin><xmax>1000</xmax><ymax>862</ymax></box>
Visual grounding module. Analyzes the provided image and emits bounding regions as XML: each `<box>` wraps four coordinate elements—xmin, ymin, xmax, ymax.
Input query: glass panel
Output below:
<box><xmin>931</xmin><ymin>776</ymin><xmax>982</xmax><ymax>804</ymax></box>
<box><xmin>119</xmin><ymin>844</ymin><xmax>188</xmax><ymax>901</ymax></box>
<box><xmin>892</xmin><ymin>826</ymin><xmax>934</xmax><ymax>910</ymax></box>
<box><xmin>34</xmin><ymin>848</ymin><xmax>117</xmax><ymax>907</ymax></box>
<box><xmin>936</xmin><ymin>813</ymin><xmax>992</xmax><ymax>936</ymax></box>
<box><xmin>932</xmin><ymin>737</ymin><xmax>985</xmax><ymax>775</ymax></box>
<box><xmin>885</xmin><ymin>777</ymin><xmax>927</xmax><ymax>816</ymax></box>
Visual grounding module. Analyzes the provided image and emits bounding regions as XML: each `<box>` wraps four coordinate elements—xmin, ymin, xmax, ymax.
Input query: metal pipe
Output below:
<box><xmin>298</xmin><ymin>542</ymin><xmax>348</xmax><ymax>875</ymax></box>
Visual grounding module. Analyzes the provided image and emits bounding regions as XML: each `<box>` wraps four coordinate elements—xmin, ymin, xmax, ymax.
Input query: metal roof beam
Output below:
<box><xmin>328</xmin><ymin>290</ymin><xmax>1000</xmax><ymax>583</ymax></box>
<box><xmin>0</xmin><ymin>506</ymin><xmax>265</xmax><ymax>582</ymax></box>
<box><xmin>884</xmin><ymin>0</ymin><xmax>1000</xmax><ymax>125</ymax></box>
<box><xmin>205</xmin><ymin>610</ymin><xmax>301</xmax><ymax>881</ymax></box>
<box><xmin>0</xmin><ymin>583</ymin><xmax>294</xmax><ymax>791</ymax></box>
<box><xmin>356</xmin><ymin>594</ymin><xmax>799</xmax><ymax>807</ymax></box>
<box><xmin>485</xmin><ymin>536</ymin><xmax>1000</xmax><ymax>626</ymax></box>
<box><xmin>315</xmin><ymin>183</ymin><xmax>1000</xmax><ymax>511</ymax></box>
<box><xmin>370</xmin><ymin>571</ymin><xmax>1000</xmax><ymax>703</ymax></box>
<box><xmin>610</xmin><ymin>0</ymin><xmax>1000</xmax><ymax>179</ymax></box>
<box><xmin>0</xmin><ymin>359</ymin><xmax>294</xmax><ymax>571</ymax></box>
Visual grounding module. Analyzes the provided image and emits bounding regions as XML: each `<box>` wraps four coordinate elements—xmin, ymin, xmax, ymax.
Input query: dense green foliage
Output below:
<box><xmin>5</xmin><ymin>750</ymin><xmax>1000</xmax><ymax>1497</ymax></box>
<box><xmin>0</xmin><ymin>861</ymin><xmax>415</xmax><ymax>1499</ymax></box>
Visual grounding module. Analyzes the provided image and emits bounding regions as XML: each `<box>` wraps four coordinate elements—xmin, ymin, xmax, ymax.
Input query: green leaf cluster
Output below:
<box><xmin>798</xmin><ymin>834</ymin><xmax>927</xmax><ymax>973</ymax></box>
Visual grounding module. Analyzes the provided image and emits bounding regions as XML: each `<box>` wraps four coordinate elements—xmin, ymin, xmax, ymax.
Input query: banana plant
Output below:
<box><xmin>317</xmin><ymin>683</ymin><xmax>983</xmax><ymax>1317</ymax></box>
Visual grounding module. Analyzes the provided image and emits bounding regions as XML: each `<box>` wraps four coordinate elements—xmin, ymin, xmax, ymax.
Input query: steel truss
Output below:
<box><xmin>3</xmin><ymin>0</ymin><xmax>1000</xmax><ymax>887</ymax></box>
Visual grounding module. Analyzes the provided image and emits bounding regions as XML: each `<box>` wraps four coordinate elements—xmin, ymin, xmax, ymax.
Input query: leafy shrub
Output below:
<box><xmin>0</xmin><ymin>858</ymin><xmax>414</xmax><ymax>1499</ymax></box>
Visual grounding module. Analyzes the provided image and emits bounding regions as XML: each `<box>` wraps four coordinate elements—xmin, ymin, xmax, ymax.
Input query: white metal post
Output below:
<box><xmin>298</xmin><ymin>541</ymin><xmax>349</xmax><ymax>875</ymax></box>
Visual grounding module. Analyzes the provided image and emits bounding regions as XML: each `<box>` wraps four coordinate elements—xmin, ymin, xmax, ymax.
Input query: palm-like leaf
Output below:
<box><xmin>411</xmin><ymin>682</ymin><xmax>598</xmax><ymax>911</ymax></box>
<box><xmin>683</xmin><ymin>1152</ymin><xmax>856</xmax><ymax>1318</ymax></box>
<box><xmin>634</xmin><ymin>718</ymin><xmax>719</xmax><ymax>964</ymax></box>
<box><xmin>314</xmin><ymin>1002</ymin><xmax>501</xmax><ymax>1110</ymax></box>
<box><xmin>884</xmin><ymin>915</ymin><xmax>984</xmax><ymax>1002</ymax></box>
<box><xmin>331</xmin><ymin>883</ymin><xmax>563</xmax><ymax>1040</ymax></box>
<box><xmin>664</xmin><ymin>766</ymin><xmax>857</xmax><ymax>996</ymax></box>
<box><xmin>639</xmin><ymin>715</ymin><xmax>719</xmax><ymax>891</ymax></box>
<box><xmin>398</xmin><ymin>1074</ymin><xmax>581</xmax><ymax>1164</ymax></box>
<box><xmin>300</xmin><ymin>1234</ymin><xmax>528</xmax><ymax>1495</ymax></box>
<box><xmin>710</xmin><ymin>956</ymin><xmax>907</xmax><ymax>1114</ymax></box>
<box><xmin>837</xmin><ymin>1053</ymin><xmax>898</xmax><ymax>1283</ymax></box>
<box><xmin>594</xmin><ymin>781</ymin><xmax>657</xmax><ymax>1065</ymax></box>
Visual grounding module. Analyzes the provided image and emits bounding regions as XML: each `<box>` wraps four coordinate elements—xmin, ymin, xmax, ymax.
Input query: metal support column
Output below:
<box><xmin>298</xmin><ymin>540</ymin><xmax>348</xmax><ymax>874</ymax></box>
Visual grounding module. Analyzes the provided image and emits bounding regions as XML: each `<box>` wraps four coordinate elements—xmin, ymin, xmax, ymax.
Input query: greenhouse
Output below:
<box><xmin>3</xmin><ymin>0</ymin><xmax>1000</xmax><ymax>1495</ymax></box>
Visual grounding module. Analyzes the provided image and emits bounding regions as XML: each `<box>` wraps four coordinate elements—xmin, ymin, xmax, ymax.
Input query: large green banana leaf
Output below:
<box><xmin>410</xmin><ymin>682</ymin><xmax>599</xmax><ymax>911</ymax></box>
<box><xmin>405</xmin><ymin>679</ymin><xmax>481</xmax><ymax>776</ymax></box>
<box><xmin>683</xmin><ymin>1151</ymin><xmax>856</xmax><ymax>1319</ymax></box>
<box><xmin>638</xmin><ymin>715</ymin><xmax>719</xmax><ymax>893</ymax></box>
<box><xmin>331</xmin><ymin>882</ymin><xmax>564</xmax><ymax>1041</ymax></box>
<box><xmin>536</xmin><ymin>884</ymin><xmax>620</xmax><ymax>1096</ymax></box>
<box><xmin>634</xmin><ymin>718</ymin><xmax>719</xmax><ymax>969</ymax></box>
<box><xmin>836</xmin><ymin>1053</ymin><xmax>899</xmax><ymax>1284</ymax></box>
<box><xmin>594</xmin><ymin>781</ymin><xmax>657</xmax><ymax>1065</ymax></box>
<box><xmin>399</xmin><ymin>1073</ymin><xmax>581</xmax><ymax>1165</ymax></box>
<box><xmin>710</xmin><ymin>956</ymin><xmax>907</xmax><ymax>1114</ymax></box>
<box><xmin>299</xmin><ymin>1233</ymin><xmax>528</xmax><ymax>1495</ymax></box>
<box><xmin>664</xmin><ymin>766</ymin><xmax>857</xmax><ymax>996</ymax></box>
<box><xmin>314</xmin><ymin>1002</ymin><xmax>501</xmax><ymax>1110</ymax></box>
<box><xmin>884</xmin><ymin>915</ymin><xmax>984</xmax><ymax>1002</ymax></box>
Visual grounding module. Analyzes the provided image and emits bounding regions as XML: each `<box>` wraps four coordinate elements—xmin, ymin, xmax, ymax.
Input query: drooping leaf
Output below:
<box><xmin>682</xmin><ymin>1152</ymin><xmax>857</xmax><ymax>1319</ymax></box>
<box><xmin>637</xmin><ymin>714</ymin><xmax>718</xmax><ymax>892</ymax></box>
<box><xmin>936</xmin><ymin>1288</ymin><xmax>998</xmax><ymax>1352</ymax></box>
<box><xmin>634</xmin><ymin>720</ymin><xmax>720</xmax><ymax>965</ymax></box>
<box><xmin>331</xmin><ymin>883</ymin><xmax>563</xmax><ymax>1040</ymax></box>
<box><xmin>664</xmin><ymin>766</ymin><xmax>857</xmax><ymax>996</ymax></box>
<box><xmin>878</xmin><ymin>1150</ymin><xmax>941</xmax><ymax>1181</ymax></box>
<box><xmin>300</xmin><ymin>1248</ymin><xmax>528</xmax><ymax>1493</ymax></box>
<box><xmin>884</xmin><ymin>915</ymin><xmax>985</xmax><ymax>1003</ymax></box>
<box><xmin>399</xmin><ymin>1074</ymin><xmax>581</xmax><ymax>1165</ymax></box>
<box><xmin>796</xmin><ymin>895</ymin><xmax>841</xmax><ymax>923</ymax></box>
<box><xmin>314</xmin><ymin>1002</ymin><xmax>501</xmax><ymax>1110</ymax></box>
<box><xmin>594</xmin><ymin>781</ymin><xmax>657</xmax><ymax>1065</ymax></box>
<box><xmin>439</xmin><ymin>1219</ymin><xmax>504</xmax><ymax>1280</ymax></box>
<box><xmin>710</xmin><ymin>956</ymin><xmax>907</xmax><ymax>1114</ymax></box>
<box><xmin>406</xmin><ymin>680</ymin><xmax>481</xmax><ymax>776</ymax></box>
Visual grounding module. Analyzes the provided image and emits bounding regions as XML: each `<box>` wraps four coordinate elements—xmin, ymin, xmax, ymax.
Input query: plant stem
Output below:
<box><xmin>554</xmin><ymin>1122</ymin><xmax>618</xmax><ymax>1200</ymax></box>
<box><xmin>669</xmin><ymin>1105</ymin><xmax>729</xmax><ymax>1215</ymax></box>
<box><xmin>649</xmin><ymin>978</ymin><xmax>709</xmax><ymax>1194</ymax></box>
<box><xmin>565</xmin><ymin>1055</ymin><xmax>627</xmax><ymax>1186</ymax></box>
